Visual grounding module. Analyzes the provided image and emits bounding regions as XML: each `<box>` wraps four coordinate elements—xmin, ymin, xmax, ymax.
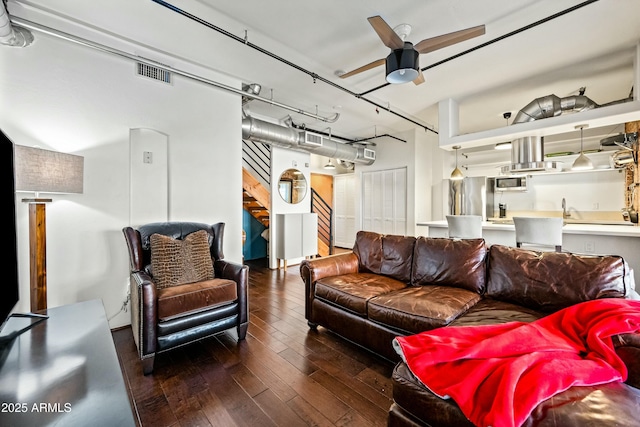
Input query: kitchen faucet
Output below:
<box><xmin>562</xmin><ymin>198</ymin><xmax>571</xmax><ymax>219</ymax></box>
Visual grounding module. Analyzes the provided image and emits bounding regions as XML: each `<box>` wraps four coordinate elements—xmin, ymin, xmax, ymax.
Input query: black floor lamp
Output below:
<box><xmin>14</xmin><ymin>145</ymin><xmax>83</xmax><ymax>312</ymax></box>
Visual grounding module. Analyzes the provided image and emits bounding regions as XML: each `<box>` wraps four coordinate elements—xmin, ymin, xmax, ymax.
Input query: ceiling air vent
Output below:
<box><xmin>136</xmin><ymin>62</ymin><xmax>172</xmax><ymax>84</ymax></box>
<box><xmin>301</xmin><ymin>131</ymin><xmax>323</xmax><ymax>147</ymax></box>
<box><xmin>363</xmin><ymin>148</ymin><xmax>376</xmax><ymax>160</ymax></box>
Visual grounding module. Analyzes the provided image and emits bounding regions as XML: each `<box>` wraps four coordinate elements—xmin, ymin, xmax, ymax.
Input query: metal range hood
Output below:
<box><xmin>241</xmin><ymin>116</ymin><xmax>376</xmax><ymax>165</ymax></box>
<box><xmin>501</xmin><ymin>93</ymin><xmax>632</xmax><ymax>174</ymax></box>
<box><xmin>505</xmin><ymin>135</ymin><xmax>560</xmax><ymax>173</ymax></box>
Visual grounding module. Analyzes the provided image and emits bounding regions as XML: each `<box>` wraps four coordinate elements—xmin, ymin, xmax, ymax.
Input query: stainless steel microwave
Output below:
<box><xmin>494</xmin><ymin>176</ymin><xmax>528</xmax><ymax>192</ymax></box>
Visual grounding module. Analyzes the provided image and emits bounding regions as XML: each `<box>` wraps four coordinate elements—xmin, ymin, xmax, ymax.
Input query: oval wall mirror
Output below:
<box><xmin>278</xmin><ymin>168</ymin><xmax>307</xmax><ymax>204</ymax></box>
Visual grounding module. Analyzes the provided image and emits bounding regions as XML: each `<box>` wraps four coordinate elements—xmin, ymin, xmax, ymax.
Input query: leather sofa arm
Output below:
<box><xmin>130</xmin><ymin>270</ymin><xmax>157</xmax><ymax>358</ymax></box>
<box><xmin>300</xmin><ymin>252</ymin><xmax>359</xmax><ymax>285</ymax></box>
<box><xmin>300</xmin><ymin>253</ymin><xmax>359</xmax><ymax>321</ymax></box>
<box><xmin>615</xmin><ymin>333</ymin><xmax>640</xmax><ymax>389</ymax></box>
<box><xmin>215</xmin><ymin>259</ymin><xmax>249</xmax><ymax>326</ymax></box>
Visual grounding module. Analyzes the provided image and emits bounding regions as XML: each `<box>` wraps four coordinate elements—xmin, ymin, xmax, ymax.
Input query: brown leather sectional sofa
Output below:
<box><xmin>299</xmin><ymin>230</ymin><xmax>640</xmax><ymax>427</ymax></box>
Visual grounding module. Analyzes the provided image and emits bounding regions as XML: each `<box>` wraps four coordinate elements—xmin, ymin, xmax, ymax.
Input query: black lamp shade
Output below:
<box><xmin>386</xmin><ymin>42</ymin><xmax>420</xmax><ymax>84</ymax></box>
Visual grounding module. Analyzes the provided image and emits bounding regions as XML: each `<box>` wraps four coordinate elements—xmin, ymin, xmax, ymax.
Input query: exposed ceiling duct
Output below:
<box><xmin>0</xmin><ymin>2</ymin><xmax>33</xmax><ymax>47</ymax></box>
<box><xmin>502</xmin><ymin>92</ymin><xmax>633</xmax><ymax>174</ymax></box>
<box><xmin>241</xmin><ymin>116</ymin><xmax>376</xmax><ymax>165</ymax></box>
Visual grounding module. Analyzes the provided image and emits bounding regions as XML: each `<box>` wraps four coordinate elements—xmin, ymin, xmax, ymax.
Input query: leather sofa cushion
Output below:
<box><xmin>368</xmin><ymin>286</ymin><xmax>481</xmax><ymax>334</ymax></box>
<box><xmin>315</xmin><ymin>273</ymin><xmax>407</xmax><ymax>316</ymax></box>
<box><xmin>353</xmin><ymin>231</ymin><xmax>416</xmax><ymax>283</ymax></box>
<box><xmin>411</xmin><ymin>237</ymin><xmax>487</xmax><ymax>293</ymax></box>
<box><xmin>487</xmin><ymin>245</ymin><xmax>631</xmax><ymax>313</ymax></box>
<box><xmin>157</xmin><ymin>278</ymin><xmax>237</xmax><ymax>321</ymax></box>
<box><xmin>448</xmin><ymin>298</ymin><xmax>545</xmax><ymax>327</ymax></box>
<box><xmin>392</xmin><ymin>361</ymin><xmax>640</xmax><ymax>427</ymax></box>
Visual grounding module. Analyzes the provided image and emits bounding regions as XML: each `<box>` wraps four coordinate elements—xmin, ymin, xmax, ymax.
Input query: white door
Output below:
<box><xmin>362</xmin><ymin>168</ymin><xmax>407</xmax><ymax>235</ymax></box>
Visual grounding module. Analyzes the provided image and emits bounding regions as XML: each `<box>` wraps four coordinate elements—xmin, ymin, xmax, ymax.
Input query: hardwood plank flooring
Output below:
<box><xmin>113</xmin><ymin>257</ymin><xmax>395</xmax><ymax>427</ymax></box>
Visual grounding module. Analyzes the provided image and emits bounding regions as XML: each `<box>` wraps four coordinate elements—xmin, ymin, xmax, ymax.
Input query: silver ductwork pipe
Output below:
<box><xmin>504</xmin><ymin>93</ymin><xmax>629</xmax><ymax>173</ymax></box>
<box><xmin>242</xmin><ymin>116</ymin><xmax>375</xmax><ymax>165</ymax></box>
<box><xmin>0</xmin><ymin>2</ymin><xmax>33</xmax><ymax>47</ymax></box>
<box><xmin>512</xmin><ymin>95</ymin><xmax>598</xmax><ymax>123</ymax></box>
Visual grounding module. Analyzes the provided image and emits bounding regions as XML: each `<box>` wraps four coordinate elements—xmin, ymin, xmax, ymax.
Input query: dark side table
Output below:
<box><xmin>0</xmin><ymin>299</ymin><xmax>136</xmax><ymax>427</ymax></box>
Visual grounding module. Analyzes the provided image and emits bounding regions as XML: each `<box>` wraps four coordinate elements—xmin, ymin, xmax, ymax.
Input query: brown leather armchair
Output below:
<box><xmin>122</xmin><ymin>221</ymin><xmax>248</xmax><ymax>375</ymax></box>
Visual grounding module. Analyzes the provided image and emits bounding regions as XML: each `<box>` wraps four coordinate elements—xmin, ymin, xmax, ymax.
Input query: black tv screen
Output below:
<box><xmin>0</xmin><ymin>129</ymin><xmax>20</xmax><ymax>331</ymax></box>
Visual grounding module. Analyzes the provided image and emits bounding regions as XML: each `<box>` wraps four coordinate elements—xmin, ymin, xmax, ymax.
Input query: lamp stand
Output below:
<box><xmin>23</xmin><ymin>198</ymin><xmax>51</xmax><ymax>312</ymax></box>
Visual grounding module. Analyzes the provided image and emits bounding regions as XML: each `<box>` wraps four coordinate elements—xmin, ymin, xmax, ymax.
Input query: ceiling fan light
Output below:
<box><xmin>386</xmin><ymin>42</ymin><xmax>419</xmax><ymax>84</ymax></box>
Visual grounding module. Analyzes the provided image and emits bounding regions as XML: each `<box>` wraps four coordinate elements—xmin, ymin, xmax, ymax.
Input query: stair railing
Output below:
<box><xmin>311</xmin><ymin>188</ymin><xmax>333</xmax><ymax>255</ymax></box>
<box><xmin>242</xmin><ymin>139</ymin><xmax>271</xmax><ymax>188</ymax></box>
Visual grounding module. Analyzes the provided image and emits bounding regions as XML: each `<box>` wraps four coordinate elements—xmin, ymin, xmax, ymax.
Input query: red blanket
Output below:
<box><xmin>393</xmin><ymin>298</ymin><xmax>640</xmax><ymax>427</ymax></box>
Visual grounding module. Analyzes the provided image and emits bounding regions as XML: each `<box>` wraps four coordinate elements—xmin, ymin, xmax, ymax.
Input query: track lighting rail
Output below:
<box><xmin>150</xmin><ymin>0</ymin><xmax>437</xmax><ymax>134</ymax></box>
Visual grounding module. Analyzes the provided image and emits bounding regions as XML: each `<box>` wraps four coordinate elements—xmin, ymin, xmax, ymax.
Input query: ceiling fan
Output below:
<box><xmin>339</xmin><ymin>16</ymin><xmax>485</xmax><ymax>85</ymax></box>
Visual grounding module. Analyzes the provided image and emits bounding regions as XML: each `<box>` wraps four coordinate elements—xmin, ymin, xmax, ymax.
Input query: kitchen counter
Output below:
<box><xmin>417</xmin><ymin>220</ymin><xmax>640</xmax><ymax>238</ymax></box>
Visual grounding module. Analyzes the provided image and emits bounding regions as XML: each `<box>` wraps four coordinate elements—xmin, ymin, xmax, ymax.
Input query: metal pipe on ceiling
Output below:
<box><xmin>150</xmin><ymin>0</ymin><xmax>438</xmax><ymax>135</ymax></box>
<box><xmin>0</xmin><ymin>1</ymin><xmax>32</xmax><ymax>46</ymax></box>
<box><xmin>9</xmin><ymin>17</ymin><xmax>339</xmax><ymax>124</ymax></box>
<box><xmin>242</xmin><ymin>115</ymin><xmax>375</xmax><ymax>165</ymax></box>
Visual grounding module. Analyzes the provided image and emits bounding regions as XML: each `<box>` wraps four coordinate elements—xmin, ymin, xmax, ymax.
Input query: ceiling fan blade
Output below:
<box><xmin>339</xmin><ymin>58</ymin><xmax>386</xmax><ymax>79</ymax></box>
<box><xmin>368</xmin><ymin>15</ymin><xmax>404</xmax><ymax>50</ymax></box>
<box><xmin>412</xmin><ymin>70</ymin><xmax>425</xmax><ymax>85</ymax></box>
<box><xmin>414</xmin><ymin>25</ymin><xmax>485</xmax><ymax>54</ymax></box>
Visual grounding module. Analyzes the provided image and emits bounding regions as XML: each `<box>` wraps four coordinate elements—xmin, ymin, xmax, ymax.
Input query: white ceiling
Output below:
<box><xmin>10</xmin><ymin>0</ymin><xmax>640</xmax><ymax>145</ymax></box>
<box><xmin>182</xmin><ymin>0</ymin><xmax>640</xmax><ymax>142</ymax></box>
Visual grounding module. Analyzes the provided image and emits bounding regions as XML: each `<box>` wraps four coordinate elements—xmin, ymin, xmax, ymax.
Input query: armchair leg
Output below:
<box><xmin>141</xmin><ymin>356</ymin><xmax>155</xmax><ymax>375</ymax></box>
<box><xmin>238</xmin><ymin>322</ymin><xmax>248</xmax><ymax>340</ymax></box>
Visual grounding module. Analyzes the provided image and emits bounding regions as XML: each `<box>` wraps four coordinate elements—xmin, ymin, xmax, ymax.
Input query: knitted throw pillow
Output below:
<box><xmin>150</xmin><ymin>229</ymin><xmax>214</xmax><ymax>289</ymax></box>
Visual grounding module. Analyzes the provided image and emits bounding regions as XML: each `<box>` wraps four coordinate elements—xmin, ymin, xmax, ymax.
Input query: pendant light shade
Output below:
<box><xmin>324</xmin><ymin>159</ymin><xmax>336</xmax><ymax>170</ymax></box>
<box><xmin>450</xmin><ymin>145</ymin><xmax>464</xmax><ymax>180</ymax></box>
<box><xmin>572</xmin><ymin>125</ymin><xmax>593</xmax><ymax>171</ymax></box>
<box><xmin>385</xmin><ymin>43</ymin><xmax>420</xmax><ymax>84</ymax></box>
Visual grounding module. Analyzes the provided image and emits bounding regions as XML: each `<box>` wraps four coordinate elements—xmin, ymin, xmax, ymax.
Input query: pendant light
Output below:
<box><xmin>324</xmin><ymin>159</ymin><xmax>336</xmax><ymax>170</ymax></box>
<box><xmin>572</xmin><ymin>124</ymin><xmax>594</xmax><ymax>171</ymax></box>
<box><xmin>450</xmin><ymin>145</ymin><xmax>464</xmax><ymax>180</ymax></box>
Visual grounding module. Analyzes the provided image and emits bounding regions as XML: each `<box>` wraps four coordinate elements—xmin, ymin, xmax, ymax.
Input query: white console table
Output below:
<box><xmin>276</xmin><ymin>213</ymin><xmax>318</xmax><ymax>270</ymax></box>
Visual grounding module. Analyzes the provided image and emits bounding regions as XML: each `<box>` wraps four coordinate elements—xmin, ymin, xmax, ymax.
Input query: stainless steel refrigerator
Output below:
<box><xmin>448</xmin><ymin>176</ymin><xmax>494</xmax><ymax>220</ymax></box>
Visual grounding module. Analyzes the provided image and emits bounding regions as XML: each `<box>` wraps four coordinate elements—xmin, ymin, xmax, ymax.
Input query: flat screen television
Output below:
<box><xmin>0</xmin><ymin>128</ymin><xmax>20</xmax><ymax>332</ymax></box>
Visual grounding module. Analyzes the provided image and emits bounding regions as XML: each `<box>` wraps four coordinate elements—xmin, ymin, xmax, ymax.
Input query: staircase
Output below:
<box><xmin>243</xmin><ymin>140</ymin><xmax>271</xmax><ymax>227</ymax></box>
<box><xmin>243</xmin><ymin>168</ymin><xmax>270</xmax><ymax>227</ymax></box>
<box><xmin>242</xmin><ymin>138</ymin><xmax>334</xmax><ymax>257</ymax></box>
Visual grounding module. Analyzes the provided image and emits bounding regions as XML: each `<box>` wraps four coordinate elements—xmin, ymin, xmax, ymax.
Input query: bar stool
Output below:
<box><xmin>513</xmin><ymin>217</ymin><xmax>563</xmax><ymax>252</ymax></box>
<box><xmin>446</xmin><ymin>215</ymin><xmax>483</xmax><ymax>239</ymax></box>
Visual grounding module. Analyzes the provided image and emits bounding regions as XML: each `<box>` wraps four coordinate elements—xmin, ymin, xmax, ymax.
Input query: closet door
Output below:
<box><xmin>362</xmin><ymin>168</ymin><xmax>407</xmax><ymax>235</ymax></box>
<box><xmin>333</xmin><ymin>174</ymin><xmax>356</xmax><ymax>248</ymax></box>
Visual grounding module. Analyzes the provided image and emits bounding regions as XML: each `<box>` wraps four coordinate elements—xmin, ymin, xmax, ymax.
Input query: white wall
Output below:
<box><xmin>269</xmin><ymin>146</ymin><xmax>312</xmax><ymax>269</ymax></box>
<box><xmin>2</xmin><ymin>6</ymin><xmax>243</xmax><ymax>328</ymax></box>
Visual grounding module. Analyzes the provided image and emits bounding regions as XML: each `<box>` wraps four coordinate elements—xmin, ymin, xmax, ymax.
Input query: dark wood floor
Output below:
<box><xmin>112</xmin><ymin>257</ymin><xmax>395</xmax><ymax>427</ymax></box>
